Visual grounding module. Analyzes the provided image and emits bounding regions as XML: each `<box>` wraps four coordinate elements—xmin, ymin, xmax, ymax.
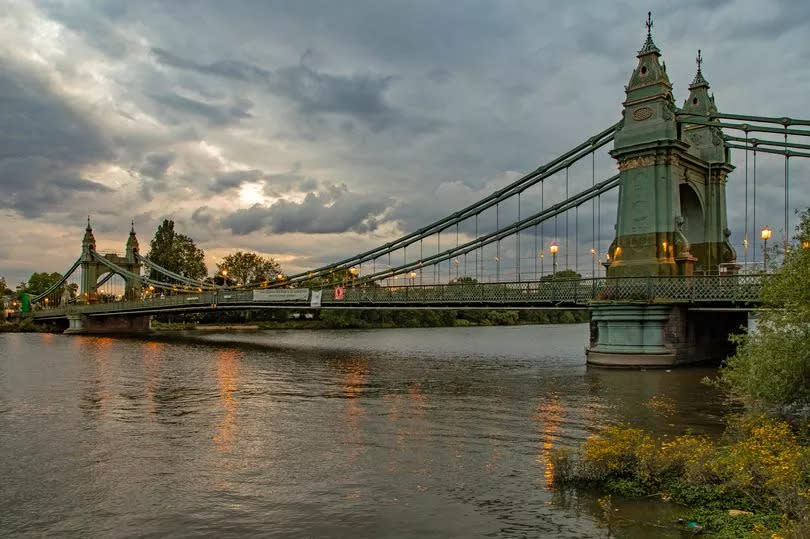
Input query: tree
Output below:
<box><xmin>147</xmin><ymin>219</ymin><xmax>207</xmax><ymax>282</ymax></box>
<box><xmin>22</xmin><ymin>272</ymin><xmax>64</xmax><ymax>296</ymax></box>
<box><xmin>720</xmin><ymin>208</ymin><xmax>810</xmax><ymax>410</ymax></box>
<box><xmin>216</xmin><ymin>251</ymin><xmax>281</xmax><ymax>286</ymax></box>
<box><xmin>0</xmin><ymin>276</ymin><xmax>10</xmax><ymax>295</ymax></box>
<box><xmin>540</xmin><ymin>269</ymin><xmax>581</xmax><ymax>281</ymax></box>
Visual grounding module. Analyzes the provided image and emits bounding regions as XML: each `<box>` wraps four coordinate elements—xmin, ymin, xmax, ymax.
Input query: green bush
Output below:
<box><xmin>721</xmin><ymin>210</ymin><xmax>810</xmax><ymax>411</ymax></box>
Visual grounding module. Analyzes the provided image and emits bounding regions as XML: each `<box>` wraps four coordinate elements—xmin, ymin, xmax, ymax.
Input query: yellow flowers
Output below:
<box><xmin>557</xmin><ymin>414</ymin><xmax>810</xmax><ymax>535</ymax></box>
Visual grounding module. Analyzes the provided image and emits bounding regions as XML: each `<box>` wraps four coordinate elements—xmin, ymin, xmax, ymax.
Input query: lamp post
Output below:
<box><xmin>550</xmin><ymin>241</ymin><xmax>559</xmax><ymax>277</ymax></box>
<box><xmin>408</xmin><ymin>271</ymin><xmax>417</xmax><ymax>286</ymax></box>
<box><xmin>349</xmin><ymin>266</ymin><xmax>359</xmax><ymax>287</ymax></box>
<box><xmin>591</xmin><ymin>247</ymin><xmax>596</xmax><ymax>279</ymax></box>
<box><xmin>761</xmin><ymin>226</ymin><xmax>772</xmax><ymax>272</ymax></box>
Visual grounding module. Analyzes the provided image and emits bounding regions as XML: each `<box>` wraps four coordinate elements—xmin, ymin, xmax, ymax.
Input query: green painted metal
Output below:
<box><xmin>27</xmin><ymin>275</ymin><xmax>767</xmax><ymax>321</ymax></box>
<box><xmin>21</xmin><ymin>293</ymin><xmax>30</xmax><ymax>313</ymax></box>
<box><xmin>606</xmin><ymin>26</ymin><xmax>736</xmax><ymax>277</ymax></box>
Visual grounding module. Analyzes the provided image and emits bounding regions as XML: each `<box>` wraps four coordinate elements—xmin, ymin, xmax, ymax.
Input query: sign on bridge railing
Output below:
<box><xmin>252</xmin><ymin>289</ymin><xmax>310</xmax><ymax>302</ymax></box>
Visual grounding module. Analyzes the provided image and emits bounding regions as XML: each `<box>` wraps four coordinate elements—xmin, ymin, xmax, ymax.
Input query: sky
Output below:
<box><xmin>2</xmin><ymin>0</ymin><xmax>809</xmax><ymax>286</ymax></box>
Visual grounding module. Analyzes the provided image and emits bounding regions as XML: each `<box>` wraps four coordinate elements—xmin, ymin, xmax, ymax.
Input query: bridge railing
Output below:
<box><xmin>326</xmin><ymin>274</ymin><xmax>766</xmax><ymax>305</ymax></box>
<box><xmin>26</xmin><ymin>274</ymin><xmax>768</xmax><ymax>318</ymax></box>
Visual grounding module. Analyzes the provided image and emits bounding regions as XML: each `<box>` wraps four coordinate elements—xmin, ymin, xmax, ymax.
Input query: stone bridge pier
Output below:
<box><xmin>64</xmin><ymin>314</ymin><xmax>152</xmax><ymax>335</ymax></box>
<box><xmin>586</xmin><ymin>304</ymin><xmax>748</xmax><ymax>367</ymax></box>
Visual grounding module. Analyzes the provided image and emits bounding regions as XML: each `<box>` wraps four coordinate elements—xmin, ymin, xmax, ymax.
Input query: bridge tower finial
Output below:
<box><xmin>638</xmin><ymin>11</ymin><xmax>660</xmax><ymax>56</ymax></box>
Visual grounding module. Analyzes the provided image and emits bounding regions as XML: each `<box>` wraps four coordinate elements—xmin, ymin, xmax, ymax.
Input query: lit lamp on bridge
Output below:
<box><xmin>348</xmin><ymin>266</ymin><xmax>359</xmax><ymax>287</ymax></box>
<box><xmin>549</xmin><ymin>241</ymin><xmax>559</xmax><ymax>277</ymax></box>
<box><xmin>591</xmin><ymin>247</ymin><xmax>596</xmax><ymax>278</ymax></box>
<box><xmin>408</xmin><ymin>271</ymin><xmax>417</xmax><ymax>285</ymax></box>
<box><xmin>761</xmin><ymin>226</ymin><xmax>772</xmax><ymax>272</ymax></box>
<box><xmin>802</xmin><ymin>239</ymin><xmax>810</xmax><ymax>250</ymax></box>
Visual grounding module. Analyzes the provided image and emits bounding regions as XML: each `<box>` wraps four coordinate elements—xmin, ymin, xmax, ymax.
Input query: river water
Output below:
<box><xmin>0</xmin><ymin>324</ymin><xmax>729</xmax><ymax>537</ymax></box>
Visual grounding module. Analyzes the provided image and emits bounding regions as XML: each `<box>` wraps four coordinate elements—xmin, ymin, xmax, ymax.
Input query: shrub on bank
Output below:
<box><xmin>553</xmin><ymin>415</ymin><xmax>810</xmax><ymax>537</ymax></box>
<box><xmin>0</xmin><ymin>319</ymin><xmax>40</xmax><ymax>333</ymax></box>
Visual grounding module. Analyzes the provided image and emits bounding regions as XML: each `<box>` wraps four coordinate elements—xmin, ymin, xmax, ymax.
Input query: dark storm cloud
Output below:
<box><xmin>222</xmin><ymin>184</ymin><xmax>389</xmax><ymax>235</ymax></box>
<box><xmin>0</xmin><ymin>62</ymin><xmax>113</xmax><ymax>217</ymax></box>
<box><xmin>151</xmin><ymin>46</ymin><xmax>439</xmax><ymax>133</ymax></box>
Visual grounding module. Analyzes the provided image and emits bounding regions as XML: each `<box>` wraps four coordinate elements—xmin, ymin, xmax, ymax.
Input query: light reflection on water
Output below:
<box><xmin>0</xmin><ymin>325</ymin><xmax>730</xmax><ymax>537</ymax></box>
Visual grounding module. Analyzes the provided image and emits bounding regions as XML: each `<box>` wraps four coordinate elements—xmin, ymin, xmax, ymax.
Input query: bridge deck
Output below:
<box><xmin>28</xmin><ymin>275</ymin><xmax>766</xmax><ymax>320</ymax></box>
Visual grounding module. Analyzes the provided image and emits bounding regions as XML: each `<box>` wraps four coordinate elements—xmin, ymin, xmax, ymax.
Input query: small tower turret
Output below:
<box><xmin>681</xmin><ymin>50</ymin><xmax>727</xmax><ymax>163</ymax></box>
<box><xmin>126</xmin><ymin>220</ymin><xmax>140</xmax><ymax>263</ymax></box>
<box><xmin>613</xmin><ymin>11</ymin><xmax>678</xmax><ymax>150</ymax></box>
<box><xmin>82</xmin><ymin>216</ymin><xmax>96</xmax><ymax>260</ymax></box>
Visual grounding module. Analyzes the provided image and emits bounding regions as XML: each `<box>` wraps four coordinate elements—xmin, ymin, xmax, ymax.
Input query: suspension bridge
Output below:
<box><xmin>19</xmin><ymin>15</ymin><xmax>810</xmax><ymax>366</ymax></box>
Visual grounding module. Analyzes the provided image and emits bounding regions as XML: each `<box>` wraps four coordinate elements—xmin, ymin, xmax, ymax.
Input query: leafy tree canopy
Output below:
<box><xmin>146</xmin><ymin>219</ymin><xmax>207</xmax><ymax>282</ymax></box>
<box><xmin>216</xmin><ymin>251</ymin><xmax>281</xmax><ymax>286</ymax></box>
<box><xmin>20</xmin><ymin>272</ymin><xmax>63</xmax><ymax>296</ymax></box>
<box><xmin>540</xmin><ymin>269</ymin><xmax>582</xmax><ymax>281</ymax></box>
<box><xmin>721</xmin><ymin>208</ymin><xmax>810</xmax><ymax>411</ymax></box>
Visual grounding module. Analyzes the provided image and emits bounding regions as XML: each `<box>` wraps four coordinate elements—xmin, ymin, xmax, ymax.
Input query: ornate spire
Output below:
<box><xmin>638</xmin><ymin>11</ymin><xmax>661</xmax><ymax>56</ymax></box>
<box><xmin>689</xmin><ymin>49</ymin><xmax>710</xmax><ymax>90</ymax></box>
<box><xmin>82</xmin><ymin>216</ymin><xmax>96</xmax><ymax>248</ymax></box>
<box><xmin>126</xmin><ymin>218</ymin><xmax>139</xmax><ymax>256</ymax></box>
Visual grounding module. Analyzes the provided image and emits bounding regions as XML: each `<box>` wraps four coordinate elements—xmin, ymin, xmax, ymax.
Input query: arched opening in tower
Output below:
<box><xmin>679</xmin><ymin>184</ymin><xmax>705</xmax><ymax>268</ymax></box>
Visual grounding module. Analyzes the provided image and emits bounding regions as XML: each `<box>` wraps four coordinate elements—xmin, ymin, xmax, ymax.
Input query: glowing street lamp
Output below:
<box><xmin>348</xmin><ymin>266</ymin><xmax>359</xmax><ymax>287</ymax></box>
<box><xmin>802</xmin><ymin>239</ymin><xmax>810</xmax><ymax>250</ymax></box>
<box><xmin>761</xmin><ymin>226</ymin><xmax>772</xmax><ymax>271</ymax></box>
<box><xmin>408</xmin><ymin>271</ymin><xmax>417</xmax><ymax>285</ymax></box>
<box><xmin>591</xmin><ymin>247</ymin><xmax>597</xmax><ymax>279</ymax></box>
<box><xmin>549</xmin><ymin>241</ymin><xmax>559</xmax><ymax>277</ymax></box>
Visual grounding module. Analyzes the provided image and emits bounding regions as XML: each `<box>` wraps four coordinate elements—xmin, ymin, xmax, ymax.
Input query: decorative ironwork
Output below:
<box><xmin>27</xmin><ymin>275</ymin><xmax>768</xmax><ymax>320</ymax></box>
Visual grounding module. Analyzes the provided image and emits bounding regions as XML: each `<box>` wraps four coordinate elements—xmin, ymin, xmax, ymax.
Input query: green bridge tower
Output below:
<box><xmin>587</xmin><ymin>14</ymin><xmax>745</xmax><ymax>367</ymax></box>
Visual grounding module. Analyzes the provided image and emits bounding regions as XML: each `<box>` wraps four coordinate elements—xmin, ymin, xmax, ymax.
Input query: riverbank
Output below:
<box><xmin>552</xmin><ymin>415</ymin><xmax>810</xmax><ymax>537</ymax></box>
<box><xmin>0</xmin><ymin>319</ymin><xmax>38</xmax><ymax>333</ymax></box>
<box><xmin>151</xmin><ymin>308</ymin><xmax>588</xmax><ymax>332</ymax></box>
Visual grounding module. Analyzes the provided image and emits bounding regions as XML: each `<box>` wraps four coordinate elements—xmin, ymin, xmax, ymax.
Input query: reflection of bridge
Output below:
<box><xmin>22</xmin><ymin>15</ymin><xmax>809</xmax><ymax>366</ymax></box>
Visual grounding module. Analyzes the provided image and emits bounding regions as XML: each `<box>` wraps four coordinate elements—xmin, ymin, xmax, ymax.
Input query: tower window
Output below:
<box><xmin>692</xmin><ymin>97</ymin><xmax>698</xmax><ymax>105</ymax></box>
<box><xmin>640</xmin><ymin>65</ymin><xmax>647</xmax><ymax>75</ymax></box>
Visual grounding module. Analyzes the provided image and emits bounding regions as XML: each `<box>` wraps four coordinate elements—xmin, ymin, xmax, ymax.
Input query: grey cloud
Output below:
<box><xmin>151</xmin><ymin>47</ymin><xmax>271</xmax><ymax>82</ymax></box>
<box><xmin>210</xmin><ymin>169</ymin><xmax>264</xmax><ymax>193</ymax></box>
<box><xmin>139</xmin><ymin>152</ymin><xmax>175</xmax><ymax>179</ymax></box>
<box><xmin>191</xmin><ymin>206</ymin><xmax>216</xmax><ymax>225</ymax></box>
<box><xmin>426</xmin><ymin>69</ymin><xmax>452</xmax><ymax>84</ymax></box>
<box><xmin>150</xmin><ymin>92</ymin><xmax>253</xmax><ymax>126</ymax></box>
<box><xmin>36</xmin><ymin>0</ymin><xmax>130</xmax><ymax>57</ymax></box>
<box><xmin>0</xmin><ymin>62</ymin><xmax>113</xmax><ymax>217</ymax></box>
<box><xmin>151</xmin><ymin>46</ymin><xmax>439</xmax><ymax>133</ymax></box>
<box><xmin>222</xmin><ymin>184</ymin><xmax>389</xmax><ymax>235</ymax></box>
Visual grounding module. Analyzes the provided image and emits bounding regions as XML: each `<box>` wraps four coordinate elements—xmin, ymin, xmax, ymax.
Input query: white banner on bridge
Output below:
<box><xmin>310</xmin><ymin>289</ymin><xmax>322</xmax><ymax>308</ymax></box>
<box><xmin>252</xmin><ymin>289</ymin><xmax>310</xmax><ymax>302</ymax></box>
